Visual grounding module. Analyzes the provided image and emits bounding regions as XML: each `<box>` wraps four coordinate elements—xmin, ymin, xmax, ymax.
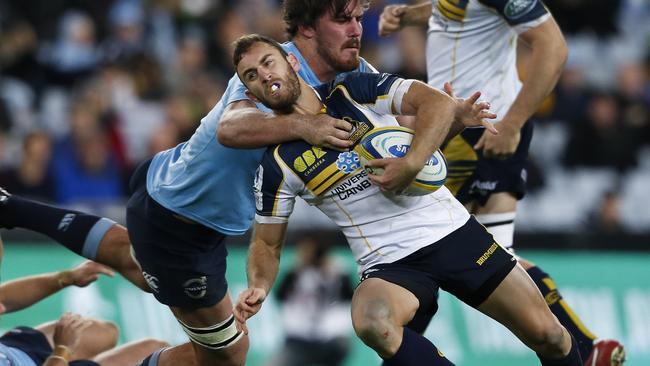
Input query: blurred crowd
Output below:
<box><xmin>0</xmin><ymin>0</ymin><xmax>649</xmax><ymax>232</ymax></box>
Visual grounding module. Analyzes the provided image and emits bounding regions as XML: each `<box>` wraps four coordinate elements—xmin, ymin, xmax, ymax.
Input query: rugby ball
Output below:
<box><xmin>354</xmin><ymin>126</ymin><xmax>447</xmax><ymax>196</ymax></box>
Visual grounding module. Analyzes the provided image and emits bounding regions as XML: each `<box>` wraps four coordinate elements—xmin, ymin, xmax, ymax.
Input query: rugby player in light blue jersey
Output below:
<box><xmin>0</xmin><ymin>1</ymin><xmax>382</xmax><ymax>366</ymax></box>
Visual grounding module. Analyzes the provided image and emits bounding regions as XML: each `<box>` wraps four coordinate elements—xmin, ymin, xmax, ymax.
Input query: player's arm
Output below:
<box><xmin>368</xmin><ymin>79</ymin><xmax>495</xmax><ymax>192</ymax></box>
<box><xmin>0</xmin><ymin>261</ymin><xmax>113</xmax><ymax>314</ymax></box>
<box><xmin>218</xmin><ymin>100</ymin><xmax>353</xmax><ymax>150</ymax></box>
<box><xmin>234</xmin><ymin>222</ymin><xmax>287</xmax><ymax>327</ymax></box>
<box><xmin>475</xmin><ymin>16</ymin><xmax>567</xmax><ymax>157</ymax></box>
<box><xmin>379</xmin><ymin>2</ymin><xmax>432</xmax><ymax>36</ymax></box>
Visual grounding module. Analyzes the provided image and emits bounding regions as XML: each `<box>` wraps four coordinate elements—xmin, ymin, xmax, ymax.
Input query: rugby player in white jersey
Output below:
<box><xmin>232</xmin><ymin>34</ymin><xmax>584</xmax><ymax>366</ymax></box>
<box><xmin>378</xmin><ymin>1</ymin><xmax>625</xmax><ymax>365</ymax></box>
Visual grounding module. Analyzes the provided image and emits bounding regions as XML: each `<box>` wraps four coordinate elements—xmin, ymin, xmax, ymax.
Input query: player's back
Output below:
<box><xmin>426</xmin><ymin>0</ymin><xmax>549</xmax><ymax>119</ymax></box>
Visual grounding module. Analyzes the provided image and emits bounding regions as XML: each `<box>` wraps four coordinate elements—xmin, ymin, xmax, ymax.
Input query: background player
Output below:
<box><xmin>231</xmin><ymin>34</ymin><xmax>583</xmax><ymax>366</ymax></box>
<box><xmin>378</xmin><ymin>2</ymin><xmax>625</xmax><ymax>365</ymax></box>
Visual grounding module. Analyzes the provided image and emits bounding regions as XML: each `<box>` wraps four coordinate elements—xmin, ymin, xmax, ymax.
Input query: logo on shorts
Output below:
<box><xmin>476</xmin><ymin>243</ymin><xmax>499</xmax><ymax>266</ymax></box>
<box><xmin>360</xmin><ymin>268</ymin><xmax>381</xmax><ymax>281</ymax></box>
<box><xmin>58</xmin><ymin>213</ymin><xmax>76</xmax><ymax>231</ymax></box>
<box><xmin>143</xmin><ymin>272</ymin><xmax>160</xmax><ymax>293</ymax></box>
<box><xmin>183</xmin><ymin>276</ymin><xmax>208</xmax><ymax>299</ymax></box>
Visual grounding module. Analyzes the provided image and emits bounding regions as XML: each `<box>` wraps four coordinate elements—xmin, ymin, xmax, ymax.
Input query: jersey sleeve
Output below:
<box><xmin>254</xmin><ymin>147</ymin><xmax>302</xmax><ymax>224</ymax></box>
<box><xmin>479</xmin><ymin>0</ymin><xmax>549</xmax><ymax>32</ymax></box>
<box><xmin>335</xmin><ymin>72</ymin><xmax>413</xmax><ymax>116</ymax></box>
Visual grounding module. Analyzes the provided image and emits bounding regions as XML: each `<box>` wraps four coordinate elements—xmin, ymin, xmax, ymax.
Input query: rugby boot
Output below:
<box><xmin>584</xmin><ymin>339</ymin><xmax>625</xmax><ymax>366</ymax></box>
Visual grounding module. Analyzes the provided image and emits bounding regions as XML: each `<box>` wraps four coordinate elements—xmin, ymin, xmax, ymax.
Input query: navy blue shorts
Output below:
<box><xmin>443</xmin><ymin>121</ymin><xmax>534</xmax><ymax>205</ymax></box>
<box><xmin>360</xmin><ymin>217</ymin><xmax>516</xmax><ymax>330</ymax></box>
<box><xmin>126</xmin><ymin>160</ymin><xmax>228</xmax><ymax>309</ymax></box>
<box><xmin>0</xmin><ymin>327</ymin><xmax>99</xmax><ymax>366</ymax></box>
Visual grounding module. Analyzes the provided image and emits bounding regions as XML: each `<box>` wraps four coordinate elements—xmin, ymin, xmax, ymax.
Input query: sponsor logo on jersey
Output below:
<box><xmin>293</xmin><ymin>147</ymin><xmax>327</xmax><ymax>176</ymax></box>
<box><xmin>183</xmin><ymin>276</ymin><xmax>208</xmax><ymax>299</ymax></box>
<box><xmin>331</xmin><ymin>170</ymin><xmax>372</xmax><ymax>200</ymax></box>
<box><xmin>336</xmin><ymin>152</ymin><xmax>361</xmax><ymax>174</ymax></box>
<box><xmin>469</xmin><ymin>180</ymin><xmax>498</xmax><ymax>193</ymax></box>
<box><xmin>504</xmin><ymin>0</ymin><xmax>536</xmax><ymax>20</ymax></box>
<box><xmin>58</xmin><ymin>213</ymin><xmax>77</xmax><ymax>231</ymax></box>
<box><xmin>476</xmin><ymin>242</ymin><xmax>499</xmax><ymax>266</ymax></box>
<box><xmin>143</xmin><ymin>272</ymin><xmax>160</xmax><ymax>293</ymax></box>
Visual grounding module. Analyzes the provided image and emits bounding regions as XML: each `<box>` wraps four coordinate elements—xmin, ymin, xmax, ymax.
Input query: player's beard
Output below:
<box><xmin>263</xmin><ymin>68</ymin><xmax>301</xmax><ymax>114</ymax></box>
<box><xmin>316</xmin><ymin>35</ymin><xmax>360</xmax><ymax>72</ymax></box>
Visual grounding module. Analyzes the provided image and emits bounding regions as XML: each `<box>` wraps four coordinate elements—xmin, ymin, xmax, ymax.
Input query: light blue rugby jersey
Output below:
<box><xmin>0</xmin><ymin>342</ymin><xmax>37</xmax><ymax>366</ymax></box>
<box><xmin>147</xmin><ymin>42</ymin><xmax>376</xmax><ymax>235</ymax></box>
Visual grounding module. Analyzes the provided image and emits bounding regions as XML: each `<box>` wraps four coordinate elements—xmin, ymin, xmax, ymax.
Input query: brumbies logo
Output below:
<box><xmin>337</xmin><ymin>152</ymin><xmax>361</xmax><ymax>174</ymax></box>
<box><xmin>345</xmin><ymin>117</ymin><xmax>370</xmax><ymax>144</ymax></box>
<box><xmin>183</xmin><ymin>276</ymin><xmax>208</xmax><ymax>299</ymax></box>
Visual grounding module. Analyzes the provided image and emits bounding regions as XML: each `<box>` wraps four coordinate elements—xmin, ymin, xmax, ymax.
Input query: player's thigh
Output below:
<box><xmin>477</xmin><ymin>263</ymin><xmax>561</xmax><ymax>345</ymax></box>
<box><xmin>352</xmin><ymin>278</ymin><xmax>419</xmax><ymax>329</ymax></box>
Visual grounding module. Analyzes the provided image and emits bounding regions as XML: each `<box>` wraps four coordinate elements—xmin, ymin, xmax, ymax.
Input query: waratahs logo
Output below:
<box><xmin>337</xmin><ymin>152</ymin><xmax>361</xmax><ymax>173</ymax></box>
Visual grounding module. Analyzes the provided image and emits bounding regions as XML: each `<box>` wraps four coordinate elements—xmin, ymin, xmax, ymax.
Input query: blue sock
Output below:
<box><xmin>538</xmin><ymin>333</ymin><xmax>583</xmax><ymax>366</ymax></box>
<box><xmin>383</xmin><ymin>327</ymin><xmax>454</xmax><ymax>366</ymax></box>
<box><xmin>0</xmin><ymin>195</ymin><xmax>114</xmax><ymax>259</ymax></box>
<box><xmin>527</xmin><ymin>266</ymin><xmax>596</xmax><ymax>361</ymax></box>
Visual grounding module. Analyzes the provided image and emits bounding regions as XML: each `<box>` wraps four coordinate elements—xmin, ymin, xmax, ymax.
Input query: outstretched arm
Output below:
<box><xmin>218</xmin><ymin>100</ymin><xmax>353</xmax><ymax>150</ymax></box>
<box><xmin>0</xmin><ymin>261</ymin><xmax>113</xmax><ymax>314</ymax></box>
<box><xmin>234</xmin><ymin>222</ymin><xmax>288</xmax><ymax>331</ymax></box>
<box><xmin>475</xmin><ymin>17</ymin><xmax>567</xmax><ymax>157</ymax></box>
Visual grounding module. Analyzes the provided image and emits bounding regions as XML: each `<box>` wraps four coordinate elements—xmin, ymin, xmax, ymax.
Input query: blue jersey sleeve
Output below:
<box><xmin>479</xmin><ymin>0</ymin><xmax>548</xmax><ymax>26</ymax></box>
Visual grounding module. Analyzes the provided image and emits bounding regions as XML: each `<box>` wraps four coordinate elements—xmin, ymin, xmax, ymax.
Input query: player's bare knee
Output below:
<box><xmin>353</xmin><ymin>300</ymin><xmax>395</xmax><ymax>351</ymax></box>
<box><xmin>525</xmin><ymin>320</ymin><xmax>567</xmax><ymax>357</ymax></box>
<box><xmin>140</xmin><ymin>338</ymin><xmax>171</xmax><ymax>352</ymax></box>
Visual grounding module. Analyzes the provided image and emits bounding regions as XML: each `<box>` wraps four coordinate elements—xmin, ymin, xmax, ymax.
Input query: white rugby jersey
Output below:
<box><xmin>426</xmin><ymin>0</ymin><xmax>550</xmax><ymax>120</ymax></box>
<box><xmin>255</xmin><ymin>73</ymin><xmax>470</xmax><ymax>273</ymax></box>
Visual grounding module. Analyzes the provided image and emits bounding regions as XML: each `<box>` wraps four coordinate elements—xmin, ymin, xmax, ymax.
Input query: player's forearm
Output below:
<box><xmin>443</xmin><ymin>119</ymin><xmax>465</xmax><ymax>144</ymax></box>
<box><xmin>218</xmin><ymin>107</ymin><xmax>306</xmax><ymax>148</ymax></box>
<box><xmin>0</xmin><ymin>271</ymin><xmax>71</xmax><ymax>313</ymax></box>
<box><xmin>404</xmin><ymin>84</ymin><xmax>456</xmax><ymax>166</ymax></box>
<box><xmin>402</xmin><ymin>2</ymin><xmax>432</xmax><ymax>27</ymax></box>
<box><xmin>503</xmin><ymin>22</ymin><xmax>567</xmax><ymax>129</ymax></box>
<box><xmin>246</xmin><ymin>239</ymin><xmax>282</xmax><ymax>293</ymax></box>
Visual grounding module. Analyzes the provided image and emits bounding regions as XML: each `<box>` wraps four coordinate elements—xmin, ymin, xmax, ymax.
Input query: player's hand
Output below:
<box><xmin>301</xmin><ymin>114</ymin><xmax>353</xmax><ymax>151</ymax></box>
<box><xmin>67</xmin><ymin>261</ymin><xmax>114</xmax><ymax>288</ymax></box>
<box><xmin>474</xmin><ymin>121</ymin><xmax>521</xmax><ymax>158</ymax></box>
<box><xmin>365</xmin><ymin>157</ymin><xmax>421</xmax><ymax>194</ymax></box>
<box><xmin>379</xmin><ymin>5</ymin><xmax>408</xmax><ymax>36</ymax></box>
<box><xmin>444</xmin><ymin>82</ymin><xmax>498</xmax><ymax>134</ymax></box>
<box><xmin>53</xmin><ymin>313</ymin><xmax>93</xmax><ymax>353</ymax></box>
<box><xmin>234</xmin><ymin>288</ymin><xmax>267</xmax><ymax>335</ymax></box>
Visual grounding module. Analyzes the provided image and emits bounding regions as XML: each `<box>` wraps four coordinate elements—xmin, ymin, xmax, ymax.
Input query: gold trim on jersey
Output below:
<box><xmin>442</xmin><ymin>134</ymin><xmax>478</xmax><ymax>195</ymax></box>
<box><xmin>307</xmin><ymin>163</ymin><xmax>348</xmax><ymax>196</ymax></box>
<box><xmin>437</xmin><ymin>0</ymin><xmax>467</xmax><ymax>21</ymax></box>
<box><xmin>329</xmin><ymin>196</ymin><xmax>384</xmax><ymax>256</ymax></box>
<box><xmin>271</xmin><ymin>146</ymin><xmax>288</xmax><ymax>216</ymax></box>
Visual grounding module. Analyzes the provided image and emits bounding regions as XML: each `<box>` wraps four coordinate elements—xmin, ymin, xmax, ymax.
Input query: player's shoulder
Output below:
<box><xmin>321</xmin><ymin>72</ymin><xmax>400</xmax><ymax>102</ymax></box>
<box><xmin>477</xmin><ymin>0</ymin><xmax>548</xmax><ymax>24</ymax></box>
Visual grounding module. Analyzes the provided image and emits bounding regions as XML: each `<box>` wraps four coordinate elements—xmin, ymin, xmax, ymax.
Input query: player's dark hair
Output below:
<box><xmin>282</xmin><ymin>0</ymin><xmax>371</xmax><ymax>39</ymax></box>
<box><xmin>232</xmin><ymin>34</ymin><xmax>289</xmax><ymax>70</ymax></box>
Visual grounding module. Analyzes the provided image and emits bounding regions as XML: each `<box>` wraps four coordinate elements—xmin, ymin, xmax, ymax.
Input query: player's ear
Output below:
<box><xmin>298</xmin><ymin>25</ymin><xmax>316</xmax><ymax>39</ymax></box>
<box><xmin>245</xmin><ymin>90</ymin><xmax>260</xmax><ymax>103</ymax></box>
<box><xmin>287</xmin><ymin>53</ymin><xmax>301</xmax><ymax>73</ymax></box>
